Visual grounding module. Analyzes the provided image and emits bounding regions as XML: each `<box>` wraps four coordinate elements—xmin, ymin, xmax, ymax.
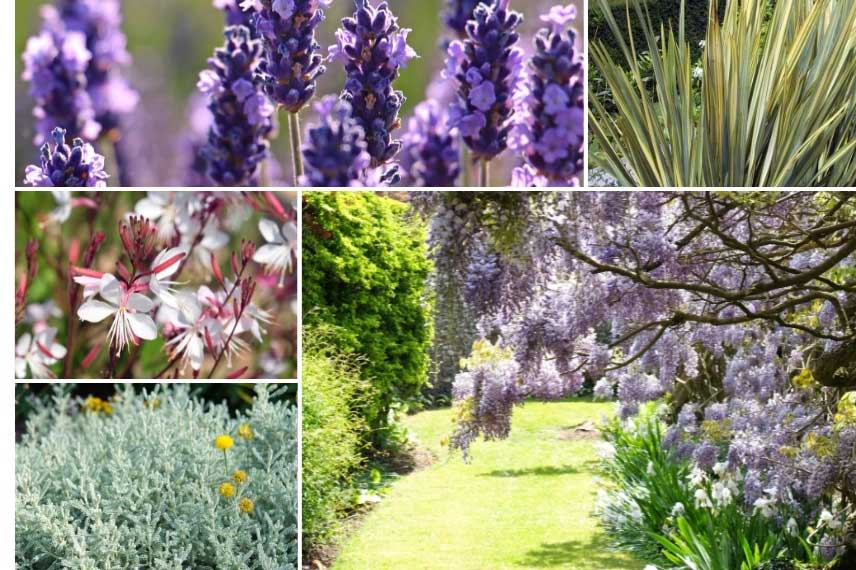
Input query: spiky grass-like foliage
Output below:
<box><xmin>590</xmin><ymin>0</ymin><xmax>856</xmax><ymax>187</ymax></box>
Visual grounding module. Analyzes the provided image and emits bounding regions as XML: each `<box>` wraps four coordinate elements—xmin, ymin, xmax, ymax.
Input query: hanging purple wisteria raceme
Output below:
<box><xmin>330</xmin><ymin>0</ymin><xmax>417</xmax><ymax>183</ymax></box>
<box><xmin>23</xmin><ymin>127</ymin><xmax>109</xmax><ymax>187</ymax></box>
<box><xmin>445</xmin><ymin>0</ymin><xmax>525</xmax><ymax>186</ymax></box>
<box><xmin>300</xmin><ymin>96</ymin><xmax>372</xmax><ymax>187</ymax></box>
<box><xmin>198</xmin><ymin>26</ymin><xmax>275</xmax><ymax>186</ymax></box>
<box><xmin>511</xmin><ymin>5</ymin><xmax>584</xmax><ymax>187</ymax></box>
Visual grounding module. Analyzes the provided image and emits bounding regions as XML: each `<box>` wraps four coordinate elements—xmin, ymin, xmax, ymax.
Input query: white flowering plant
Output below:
<box><xmin>16</xmin><ymin>383</ymin><xmax>298</xmax><ymax>569</ymax></box>
<box><xmin>596</xmin><ymin>405</ymin><xmax>835</xmax><ymax>569</ymax></box>
<box><xmin>15</xmin><ymin>191</ymin><xmax>298</xmax><ymax>379</ymax></box>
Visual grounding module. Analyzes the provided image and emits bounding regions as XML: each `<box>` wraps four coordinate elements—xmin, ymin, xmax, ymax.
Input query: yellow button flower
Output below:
<box><xmin>232</xmin><ymin>470</ymin><xmax>248</xmax><ymax>484</ymax></box>
<box><xmin>238</xmin><ymin>497</ymin><xmax>254</xmax><ymax>513</ymax></box>
<box><xmin>219</xmin><ymin>482</ymin><xmax>236</xmax><ymax>498</ymax></box>
<box><xmin>214</xmin><ymin>434</ymin><xmax>234</xmax><ymax>450</ymax></box>
<box><xmin>237</xmin><ymin>424</ymin><xmax>253</xmax><ymax>440</ymax></box>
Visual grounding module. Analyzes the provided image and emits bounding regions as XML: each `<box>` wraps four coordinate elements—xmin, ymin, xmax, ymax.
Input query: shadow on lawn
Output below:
<box><xmin>518</xmin><ymin>534</ymin><xmax>639</xmax><ymax>568</ymax></box>
<box><xmin>478</xmin><ymin>464</ymin><xmax>581</xmax><ymax>478</ymax></box>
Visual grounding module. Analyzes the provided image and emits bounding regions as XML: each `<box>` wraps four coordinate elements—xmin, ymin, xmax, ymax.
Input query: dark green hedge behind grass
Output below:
<box><xmin>590</xmin><ymin>0</ymin><xmax>723</xmax><ymax>66</ymax></box>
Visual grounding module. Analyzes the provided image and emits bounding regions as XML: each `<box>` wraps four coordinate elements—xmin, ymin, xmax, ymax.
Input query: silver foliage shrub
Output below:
<box><xmin>16</xmin><ymin>383</ymin><xmax>298</xmax><ymax>569</ymax></box>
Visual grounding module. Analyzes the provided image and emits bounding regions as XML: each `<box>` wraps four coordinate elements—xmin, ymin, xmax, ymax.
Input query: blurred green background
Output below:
<box><xmin>15</xmin><ymin>0</ymin><xmax>582</xmax><ymax>186</ymax></box>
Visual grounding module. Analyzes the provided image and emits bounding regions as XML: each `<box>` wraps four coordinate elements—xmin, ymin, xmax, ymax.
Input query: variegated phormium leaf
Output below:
<box><xmin>590</xmin><ymin>0</ymin><xmax>856</xmax><ymax>187</ymax></box>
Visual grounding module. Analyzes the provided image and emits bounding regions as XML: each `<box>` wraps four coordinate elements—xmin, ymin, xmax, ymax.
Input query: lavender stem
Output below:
<box><xmin>479</xmin><ymin>160</ymin><xmax>489</xmax><ymax>187</ymax></box>
<box><xmin>287</xmin><ymin>111</ymin><xmax>303</xmax><ymax>185</ymax></box>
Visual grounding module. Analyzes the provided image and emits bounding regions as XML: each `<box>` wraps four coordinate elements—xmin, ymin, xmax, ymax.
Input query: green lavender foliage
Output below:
<box><xmin>16</xmin><ymin>383</ymin><xmax>298</xmax><ymax>570</ymax></box>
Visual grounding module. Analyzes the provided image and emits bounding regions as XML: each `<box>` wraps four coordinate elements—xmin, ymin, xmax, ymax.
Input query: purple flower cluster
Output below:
<box><xmin>511</xmin><ymin>5</ymin><xmax>584</xmax><ymax>186</ymax></box>
<box><xmin>43</xmin><ymin>0</ymin><xmax>139</xmax><ymax>136</ymax></box>
<box><xmin>248</xmin><ymin>0</ymin><xmax>331</xmax><ymax>112</ymax></box>
<box><xmin>446</xmin><ymin>0</ymin><xmax>524</xmax><ymax>161</ymax></box>
<box><xmin>24</xmin><ymin>127</ymin><xmax>109</xmax><ymax>187</ymax></box>
<box><xmin>22</xmin><ymin>29</ymin><xmax>100</xmax><ymax>144</ymax></box>
<box><xmin>400</xmin><ymin>101</ymin><xmax>461</xmax><ymax>187</ymax></box>
<box><xmin>300</xmin><ymin>96</ymin><xmax>372</xmax><ymax>187</ymax></box>
<box><xmin>213</xmin><ymin>0</ymin><xmax>257</xmax><ymax>31</ymax></box>
<box><xmin>330</xmin><ymin>0</ymin><xmax>417</xmax><ymax>168</ymax></box>
<box><xmin>198</xmin><ymin>26</ymin><xmax>275</xmax><ymax>186</ymax></box>
<box><xmin>442</xmin><ymin>0</ymin><xmax>481</xmax><ymax>38</ymax></box>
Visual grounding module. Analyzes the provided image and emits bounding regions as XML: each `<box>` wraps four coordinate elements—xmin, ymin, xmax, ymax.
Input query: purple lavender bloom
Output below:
<box><xmin>400</xmin><ymin>100</ymin><xmax>461</xmax><ymax>187</ymax></box>
<box><xmin>248</xmin><ymin>0</ymin><xmax>330</xmax><ymax>113</ymax></box>
<box><xmin>300</xmin><ymin>96</ymin><xmax>372</xmax><ymax>187</ymax></box>
<box><xmin>447</xmin><ymin>0</ymin><xmax>524</xmax><ymax>161</ymax></box>
<box><xmin>22</xmin><ymin>29</ymin><xmax>100</xmax><ymax>144</ymax></box>
<box><xmin>330</xmin><ymin>0</ymin><xmax>417</xmax><ymax>169</ymax></box>
<box><xmin>511</xmin><ymin>5</ymin><xmax>584</xmax><ymax>186</ymax></box>
<box><xmin>214</xmin><ymin>0</ymin><xmax>257</xmax><ymax>30</ymax></box>
<box><xmin>198</xmin><ymin>26</ymin><xmax>275</xmax><ymax>186</ymax></box>
<box><xmin>42</xmin><ymin>0</ymin><xmax>139</xmax><ymax>135</ymax></box>
<box><xmin>442</xmin><ymin>0</ymin><xmax>481</xmax><ymax>38</ymax></box>
<box><xmin>24</xmin><ymin>127</ymin><xmax>109</xmax><ymax>187</ymax></box>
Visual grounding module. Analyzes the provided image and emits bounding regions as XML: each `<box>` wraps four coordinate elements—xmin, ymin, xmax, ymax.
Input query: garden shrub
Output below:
<box><xmin>303</xmin><ymin>192</ymin><xmax>432</xmax><ymax>431</ymax></box>
<box><xmin>302</xmin><ymin>326</ymin><xmax>368</xmax><ymax>549</ymax></box>
<box><xmin>16</xmin><ymin>384</ymin><xmax>298</xmax><ymax>570</ymax></box>
<box><xmin>597</xmin><ymin>406</ymin><xmax>826</xmax><ymax>569</ymax></box>
<box><xmin>589</xmin><ymin>0</ymin><xmax>722</xmax><ymax>65</ymax></box>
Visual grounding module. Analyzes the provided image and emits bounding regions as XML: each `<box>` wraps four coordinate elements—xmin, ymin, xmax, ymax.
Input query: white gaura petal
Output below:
<box><xmin>127</xmin><ymin>293</ymin><xmax>154</xmax><ymax>313</ymax></box>
<box><xmin>154</xmin><ymin>246</ymin><xmax>189</xmax><ymax>279</ymax></box>
<box><xmin>281</xmin><ymin>221</ymin><xmax>298</xmax><ymax>243</ymax></box>
<box><xmin>187</xmin><ymin>335</ymin><xmax>204</xmax><ymax>371</ymax></box>
<box><xmin>52</xmin><ymin>190</ymin><xmax>71</xmax><ymax>206</ymax></box>
<box><xmin>253</xmin><ymin>244</ymin><xmax>284</xmax><ymax>265</ymax></box>
<box><xmin>177</xmin><ymin>291</ymin><xmax>202</xmax><ymax>322</ymax></box>
<box><xmin>201</xmin><ymin>226</ymin><xmax>229</xmax><ymax>249</ymax></box>
<box><xmin>99</xmin><ymin>274</ymin><xmax>122</xmax><ymax>305</ymax></box>
<box><xmin>135</xmin><ymin>197</ymin><xmax>165</xmax><ymax>219</ymax></box>
<box><xmin>258</xmin><ymin>218</ymin><xmax>283</xmax><ymax>244</ymax></box>
<box><xmin>16</xmin><ymin>333</ymin><xmax>32</xmax><ymax>355</ymax></box>
<box><xmin>48</xmin><ymin>341</ymin><xmax>68</xmax><ymax>360</ymax></box>
<box><xmin>15</xmin><ymin>356</ymin><xmax>28</xmax><ymax>379</ymax></box>
<box><xmin>78</xmin><ymin>299</ymin><xmax>117</xmax><ymax>322</ymax></box>
<box><xmin>127</xmin><ymin>313</ymin><xmax>158</xmax><ymax>340</ymax></box>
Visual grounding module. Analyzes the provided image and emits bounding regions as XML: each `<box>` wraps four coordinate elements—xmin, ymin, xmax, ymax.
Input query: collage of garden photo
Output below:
<box><xmin>10</xmin><ymin>1</ymin><xmax>856</xmax><ymax>570</ymax></box>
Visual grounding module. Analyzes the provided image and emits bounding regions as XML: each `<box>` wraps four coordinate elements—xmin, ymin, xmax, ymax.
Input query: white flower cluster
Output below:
<box><xmin>16</xmin><ymin>384</ymin><xmax>297</xmax><ymax>569</ymax></box>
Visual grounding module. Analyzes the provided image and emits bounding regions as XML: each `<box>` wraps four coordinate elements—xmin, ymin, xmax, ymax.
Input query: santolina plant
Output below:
<box><xmin>15</xmin><ymin>191</ymin><xmax>298</xmax><ymax>379</ymax></box>
<box><xmin>17</xmin><ymin>0</ymin><xmax>586</xmax><ymax>187</ymax></box>
<box><xmin>16</xmin><ymin>383</ymin><xmax>298</xmax><ymax>569</ymax></box>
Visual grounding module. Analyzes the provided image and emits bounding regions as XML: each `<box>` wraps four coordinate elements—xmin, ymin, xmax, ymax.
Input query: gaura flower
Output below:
<box><xmin>233</xmin><ymin>469</ymin><xmax>248</xmax><ymax>484</ymax></box>
<box><xmin>147</xmin><ymin>246</ymin><xmax>189</xmax><ymax>309</ymax></box>
<box><xmin>237</xmin><ymin>424</ymin><xmax>254</xmax><ymax>439</ymax></box>
<box><xmin>219</xmin><ymin>481</ymin><xmax>236</xmax><ymax>498</ymax></box>
<box><xmin>238</xmin><ymin>497</ymin><xmax>254</xmax><ymax>513</ymax></box>
<box><xmin>215</xmin><ymin>434</ymin><xmax>234</xmax><ymax>450</ymax></box>
<box><xmin>253</xmin><ymin>218</ymin><xmax>298</xmax><ymax>286</ymax></box>
<box><xmin>76</xmin><ymin>274</ymin><xmax>157</xmax><ymax>356</ymax></box>
<box><xmin>15</xmin><ymin>327</ymin><xmax>67</xmax><ymax>379</ymax></box>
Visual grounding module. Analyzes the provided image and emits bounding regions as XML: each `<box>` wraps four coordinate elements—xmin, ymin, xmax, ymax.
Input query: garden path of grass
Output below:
<box><xmin>332</xmin><ymin>399</ymin><xmax>645</xmax><ymax>570</ymax></box>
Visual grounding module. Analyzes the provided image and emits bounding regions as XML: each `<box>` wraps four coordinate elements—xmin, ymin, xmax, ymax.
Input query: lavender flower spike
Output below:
<box><xmin>214</xmin><ymin>0</ymin><xmax>257</xmax><ymax>31</ymax></box>
<box><xmin>443</xmin><ymin>0</ymin><xmax>481</xmax><ymax>38</ymax></box>
<box><xmin>198</xmin><ymin>26</ymin><xmax>275</xmax><ymax>186</ymax></box>
<box><xmin>447</xmin><ymin>0</ymin><xmax>524</xmax><ymax>164</ymax></box>
<box><xmin>401</xmin><ymin>100</ymin><xmax>461</xmax><ymax>187</ymax></box>
<box><xmin>510</xmin><ymin>5</ymin><xmax>584</xmax><ymax>186</ymax></box>
<box><xmin>300</xmin><ymin>96</ymin><xmax>372</xmax><ymax>187</ymax></box>
<box><xmin>249</xmin><ymin>0</ymin><xmax>331</xmax><ymax>112</ymax></box>
<box><xmin>22</xmin><ymin>29</ymin><xmax>100</xmax><ymax>144</ymax></box>
<box><xmin>330</xmin><ymin>0</ymin><xmax>418</xmax><ymax>169</ymax></box>
<box><xmin>43</xmin><ymin>0</ymin><xmax>139</xmax><ymax>137</ymax></box>
<box><xmin>24</xmin><ymin>127</ymin><xmax>109</xmax><ymax>187</ymax></box>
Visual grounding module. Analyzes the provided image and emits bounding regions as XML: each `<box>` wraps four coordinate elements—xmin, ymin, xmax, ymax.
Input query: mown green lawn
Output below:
<box><xmin>332</xmin><ymin>399</ymin><xmax>645</xmax><ymax>570</ymax></box>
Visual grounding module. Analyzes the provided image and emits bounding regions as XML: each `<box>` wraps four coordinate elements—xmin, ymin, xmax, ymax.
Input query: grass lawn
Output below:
<box><xmin>332</xmin><ymin>399</ymin><xmax>645</xmax><ymax>570</ymax></box>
